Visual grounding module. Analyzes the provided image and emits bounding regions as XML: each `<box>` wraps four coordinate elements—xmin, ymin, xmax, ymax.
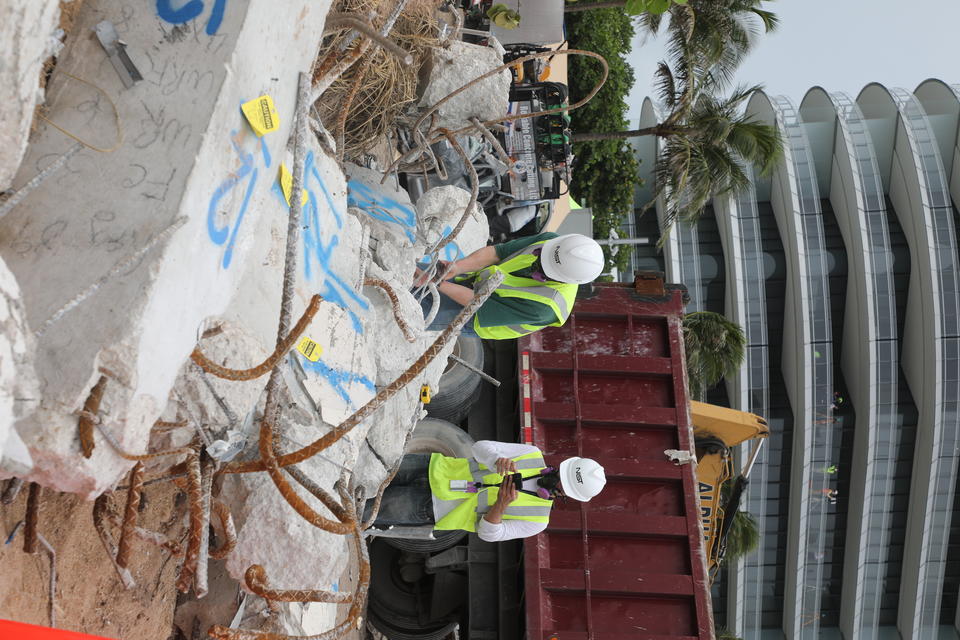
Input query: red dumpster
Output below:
<box><xmin>519</xmin><ymin>280</ymin><xmax>714</xmax><ymax>640</ymax></box>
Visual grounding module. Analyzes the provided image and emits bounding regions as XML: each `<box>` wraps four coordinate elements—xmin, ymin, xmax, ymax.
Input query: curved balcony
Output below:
<box><xmin>712</xmin><ymin>166</ymin><xmax>771</xmax><ymax>636</ymax></box>
<box><xmin>857</xmin><ymin>83</ymin><xmax>960</xmax><ymax>639</ymax></box>
<box><xmin>748</xmin><ymin>91</ymin><xmax>835</xmax><ymax>639</ymax></box>
<box><xmin>801</xmin><ymin>87</ymin><xmax>900</xmax><ymax>640</ymax></box>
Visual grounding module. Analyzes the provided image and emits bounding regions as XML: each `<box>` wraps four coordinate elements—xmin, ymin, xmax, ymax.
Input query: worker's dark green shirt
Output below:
<box><xmin>473</xmin><ymin>232</ymin><xmax>559</xmax><ymax>329</ymax></box>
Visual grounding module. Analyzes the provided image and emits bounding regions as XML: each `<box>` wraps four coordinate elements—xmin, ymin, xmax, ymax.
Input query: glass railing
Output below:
<box><xmin>828</xmin><ymin>91</ymin><xmax>900</xmax><ymax>640</ymax></box>
<box><xmin>770</xmin><ymin>95</ymin><xmax>835</xmax><ymax>640</ymax></box>
<box><xmin>730</xmin><ymin>165</ymin><xmax>772</xmax><ymax>637</ymax></box>
<box><xmin>889</xmin><ymin>87</ymin><xmax>960</xmax><ymax>637</ymax></box>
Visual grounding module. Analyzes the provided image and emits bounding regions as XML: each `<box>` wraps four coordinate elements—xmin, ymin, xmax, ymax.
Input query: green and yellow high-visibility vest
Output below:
<box><xmin>458</xmin><ymin>240</ymin><xmax>578</xmax><ymax>340</ymax></box>
<box><xmin>428</xmin><ymin>450</ymin><xmax>553</xmax><ymax>532</ymax></box>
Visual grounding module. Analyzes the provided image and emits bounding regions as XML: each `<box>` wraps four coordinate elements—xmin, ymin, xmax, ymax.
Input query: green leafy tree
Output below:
<box><xmin>639</xmin><ymin>0</ymin><xmax>778</xmax><ymax>88</ymax></box>
<box><xmin>722</xmin><ymin>510</ymin><xmax>760</xmax><ymax>564</ymax></box>
<box><xmin>565</xmin><ymin>0</ymin><xmax>688</xmax><ymax>14</ymax></box>
<box><xmin>682</xmin><ymin>310</ymin><xmax>746</xmax><ymax>399</ymax></box>
<box><xmin>566</xmin><ymin>9</ymin><xmax>639</xmax><ymax>273</ymax></box>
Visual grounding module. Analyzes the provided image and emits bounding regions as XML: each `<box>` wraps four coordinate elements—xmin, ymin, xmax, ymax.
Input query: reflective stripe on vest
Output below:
<box><xmin>462</xmin><ymin>241</ymin><xmax>578</xmax><ymax>340</ymax></box>
<box><xmin>429</xmin><ymin>451</ymin><xmax>554</xmax><ymax>531</ymax></box>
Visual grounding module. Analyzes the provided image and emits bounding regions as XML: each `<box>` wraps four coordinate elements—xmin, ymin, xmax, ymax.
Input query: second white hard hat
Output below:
<box><xmin>540</xmin><ymin>234</ymin><xmax>604</xmax><ymax>284</ymax></box>
<box><xmin>558</xmin><ymin>457</ymin><xmax>607</xmax><ymax>502</ymax></box>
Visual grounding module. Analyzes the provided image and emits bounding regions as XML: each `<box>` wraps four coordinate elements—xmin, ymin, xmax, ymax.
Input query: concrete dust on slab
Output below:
<box><xmin>0</xmin><ymin>0</ymin><xmax>65</xmax><ymax>191</ymax></box>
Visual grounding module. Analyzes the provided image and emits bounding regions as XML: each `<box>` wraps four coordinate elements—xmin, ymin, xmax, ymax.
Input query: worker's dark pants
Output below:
<box><xmin>363</xmin><ymin>453</ymin><xmax>436</xmax><ymax>527</ymax></box>
<box><xmin>419</xmin><ymin>292</ymin><xmax>479</xmax><ymax>338</ymax></box>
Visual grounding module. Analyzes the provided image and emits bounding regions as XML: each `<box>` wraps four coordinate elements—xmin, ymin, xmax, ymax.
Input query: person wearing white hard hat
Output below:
<box><xmin>413</xmin><ymin>232</ymin><xmax>604</xmax><ymax>340</ymax></box>
<box><xmin>364</xmin><ymin>440</ymin><xmax>607</xmax><ymax>542</ymax></box>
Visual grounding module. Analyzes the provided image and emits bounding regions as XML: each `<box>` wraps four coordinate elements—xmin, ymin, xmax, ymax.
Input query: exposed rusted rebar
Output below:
<box><xmin>191</xmin><ymin>295</ymin><xmax>321</xmax><ymax>382</ymax></box>
<box><xmin>153</xmin><ymin>419</ymin><xmax>188</xmax><ymax>431</ymax></box>
<box><xmin>95</xmin><ymin>422</ymin><xmax>196</xmax><ymax>461</ymax></box>
<box><xmin>78</xmin><ymin>376</ymin><xmax>107</xmax><ymax>458</ymax></box>
<box><xmin>176</xmin><ymin>449</ymin><xmax>203</xmax><ymax>593</ymax></box>
<box><xmin>224</xmin><ymin>271</ymin><xmax>504</xmax><ymax>475</ymax></box>
<box><xmin>336</xmin><ymin>58</ymin><xmax>372</xmax><ymax>163</ymax></box>
<box><xmin>92</xmin><ymin>494</ymin><xmax>135</xmax><ymax>588</ymax></box>
<box><xmin>245</xmin><ymin>564</ymin><xmax>354</xmax><ymax>604</ymax></box>
<box><xmin>469</xmin><ymin>116</ymin><xmax>514</xmax><ymax>171</ymax></box>
<box><xmin>285</xmin><ymin>464</ymin><xmax>351</xmax><ymax>523</ymax></box>
<box><xmin>23</xmin><ymin>482</ymin><xmax>40</xmax><ymax>554</ymax></box>
<box><xmin>363</xmin><ymin>277</ymin><xmax>416</xmax><ymax>343</ymax></box>
<box><xmin>207</xmin><ymin>481</ymin><xmax>372</xmax><ymax>640</ymax></box>
<box><xmin>425</xmin><ymin>131</ymin><xmax>478</xmax><ymax>256</ymax></box>
<box><xmin>210</xmin><ymin>500</ymin><xmax>237</xmax><ymax>560</ymax></box>
<box><xmin>324</xmin><ymin>14</ymin><xmax>413</xmax><ymax>65</ymax></box>
<box><xmin>116</xmin><ymin>462</ymin><xmax>144</xmax><ymax>569</ymax></box>
<box><xmin>381</xmin><ymin>49</ymin><xmax>609</xmax><ymax>180</ymax></box>
<box><xmin>257</xmin><ymin>412</ymin><xmax>354</xmax><ymax>535</ymax></box>
<box><xmin>195</xmin><ymin>455</ymin><xmax>215</xmax><ymax>597</ymax></box>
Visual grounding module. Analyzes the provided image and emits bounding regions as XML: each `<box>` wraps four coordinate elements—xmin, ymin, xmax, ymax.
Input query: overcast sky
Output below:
<box><xmin>625</xmin><ymin>0</ymin><xmax>960</xmax><ymax>124</ymax></box>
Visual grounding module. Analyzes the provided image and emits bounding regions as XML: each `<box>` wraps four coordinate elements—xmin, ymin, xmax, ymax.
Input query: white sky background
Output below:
<box><xmin>625</xmin><ymin>0</ymin><xmax>960</xmax><ymax>125</ymax></box>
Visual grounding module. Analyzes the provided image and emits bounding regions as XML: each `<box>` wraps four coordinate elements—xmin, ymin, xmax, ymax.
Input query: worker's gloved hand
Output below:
<box><xmin>495</xmin><ymin>475</ymin><xmax>518</xmax><ymax>507</ymax></box>
<box><xmin>494</xmin><ymin>457</ymin><xmax>517</xmax><ymax>475</ymax></box>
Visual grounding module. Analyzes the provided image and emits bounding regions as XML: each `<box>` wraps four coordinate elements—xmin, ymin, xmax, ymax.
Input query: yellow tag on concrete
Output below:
<box><xmin>278</xmin><ymin>163</ymin><xmax>308</xmax><ymax>208</ymax></box>
<box><xmin>297</xmin><ymin>336</ymin><xmax>322</xmax><ymax>362</ymax></box>
<box><xmin>419</xmin><ymin>385</ymin><xmax>431</xmax><ymax>404</ymax></box>
<box><xmin>241</xmin><ymin>95</ymin><xmax>280</xmax><ymax>137</ymax></box>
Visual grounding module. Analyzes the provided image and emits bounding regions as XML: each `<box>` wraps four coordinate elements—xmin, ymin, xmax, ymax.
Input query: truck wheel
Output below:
<box><xmin>384</xmin><ymin>418</ymin><xmax>473</xmax><ymax>553</ymax></box>
<box><xmin>426</xmin><ymin>337</ymin><xmax>484</xmax><ymax>424</ymax></box>
<box><xmin>368</xmin><ymin>540</ymin><xmax>461</xmax><ymax>640</ymax></box>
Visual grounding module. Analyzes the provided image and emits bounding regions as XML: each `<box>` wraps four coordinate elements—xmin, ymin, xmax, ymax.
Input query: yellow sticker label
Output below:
<box><xmin>278</xmin><ymin>163</ymin><xmax>308</xmax><ymax>208</ymax></box>
<box><xmin>241</xmin><ymin>95</ymin><xmax>280</xmax><ymax>137</ymax></box>
<box><xmin>419</xmin><ymin>385</ymin><xmax>431</xmax><ymax>404</ymax></box>
<box><xmin>297</xmin><ymin>336</ymin><xmax>322</xmax><ymax>362</ymax></box>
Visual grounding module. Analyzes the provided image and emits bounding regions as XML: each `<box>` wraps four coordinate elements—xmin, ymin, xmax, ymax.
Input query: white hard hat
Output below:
<box><xmin>558</xmin><ymin>457</ymin><xmax>606</xmax><ymax>502</ymax></box>
<box><xmin>540</xmin><ymin>234</ymin><xmax>604</xmax><ymax>284</ymax></box>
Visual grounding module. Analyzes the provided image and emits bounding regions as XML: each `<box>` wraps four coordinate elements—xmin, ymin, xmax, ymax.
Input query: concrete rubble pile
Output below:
<box><xmin>0</xmin><ymin>0</ymin><xmax>504</xmax><ymax>625</ymax></box>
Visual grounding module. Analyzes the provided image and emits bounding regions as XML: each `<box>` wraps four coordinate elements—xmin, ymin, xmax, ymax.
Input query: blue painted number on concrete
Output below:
<box><xmin>156</xmin><ymin>0</ymin><xmax>227</xmax><ymax>35</ymax></box>
<box><xmin>347</xmin><ymin>180</ymin><xmax>417</xmax><ymax>243</ymax></box>
<box><xmin>207</xmin><ymin>130</ymin><xmax>271</xmax><ymax>269</ymax></box>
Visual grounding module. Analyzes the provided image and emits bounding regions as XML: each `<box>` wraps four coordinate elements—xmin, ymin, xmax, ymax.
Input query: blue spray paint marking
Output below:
<box><xmin>300</xmin><ymin>357</ymin><xmax>376</xmax><ymax>407</ymax></box>
<box><xmin>207</xmin><ymin>132</ymin><xmax>257</xmax><ymax>269</ymax></box>
<box><xmin>206</xmin><ymin>107</ymin><xmax>274</xmax><ymax>269</ymax></box>
<box><xmin>419</xmin><ymin>225</ymin><xmax>466</xmax><ymax>264</ymax></box>
<box><xmin>299</xmin><ymin>151</ymin><xmax>369</xmax><ymax>333</ymax></box>
<box><xmin>347</xmin><ymin>180</ymin><xmax>417</xmax><ymax>243</ymax></box>
<box><xmin>156</xmin><ymin>0</ymin><xmax>227</xmax><ymax>35</ymax></box>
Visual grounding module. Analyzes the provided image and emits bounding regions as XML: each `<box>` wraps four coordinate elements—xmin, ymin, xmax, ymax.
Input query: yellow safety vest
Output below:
<box><xmin>428</xmin><ymin>451</ymin><xmax>553</xmax><ymax>532</ymax></box>
<box><xmin>459</xmin><ymin>241</ymin><xmax>578</xmax><ymax>340</ymax></box>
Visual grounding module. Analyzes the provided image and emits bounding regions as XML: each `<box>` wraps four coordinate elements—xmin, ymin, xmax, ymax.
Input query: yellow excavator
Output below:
<box><xmin>691</xmin><ymin>401</ymin><xmax>769</xmax><ymax>581</ymax></box>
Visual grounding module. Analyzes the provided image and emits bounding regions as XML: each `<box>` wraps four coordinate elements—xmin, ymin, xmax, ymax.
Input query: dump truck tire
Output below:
<box><xmin>425</xmin><ymin>337</ymin><xmax>484</xmax><ymax>424</ymax></box>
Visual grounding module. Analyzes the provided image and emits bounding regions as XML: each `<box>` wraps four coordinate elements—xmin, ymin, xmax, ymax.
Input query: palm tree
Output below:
<box><xmin>682</xmin><ymin>310</ymin><xmax>746</xmax><ymax>399</ymax></box>
<box><xmin>639</xmin><ymin>0</ymin><xmax>778</xmax><ymax>89</ymax></box>
<box><xmin>721</xmin><ymin>510</ymin><xmax>760</xmax><ymax>563</ymax></box>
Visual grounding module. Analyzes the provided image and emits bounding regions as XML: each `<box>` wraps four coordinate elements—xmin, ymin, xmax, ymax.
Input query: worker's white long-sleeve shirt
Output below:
<box><xmin>432</xmin><ymin>440</ymin><xmax>548</xmax><ymax>542</ymax></box>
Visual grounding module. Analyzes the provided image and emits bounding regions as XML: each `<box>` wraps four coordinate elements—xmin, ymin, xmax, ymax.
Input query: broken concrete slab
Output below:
<box><xmin>0</xmin><ymin>0</ymin><xmax>334</xmax><ymax>496</ymax></box>
<box><xmin>0</xmin><ymin>256</ymin><xmax>37</xmax><ymax>476</ymax></box>
<box><xmin>0</xmin><ymin>0</ymin><xmax>65</xmax><ymax>191</ymax></box>
<box><xmin>418</xmin><ymin>40</ymin><xmax>511</xmax><ymax>132</ymax></box>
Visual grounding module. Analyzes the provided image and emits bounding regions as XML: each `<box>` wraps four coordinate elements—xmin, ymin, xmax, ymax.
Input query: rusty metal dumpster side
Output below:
<box><xmin>518</xmin><ymin>281</ymin><xmax>715</xmax><ymax>640</ymax></box>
